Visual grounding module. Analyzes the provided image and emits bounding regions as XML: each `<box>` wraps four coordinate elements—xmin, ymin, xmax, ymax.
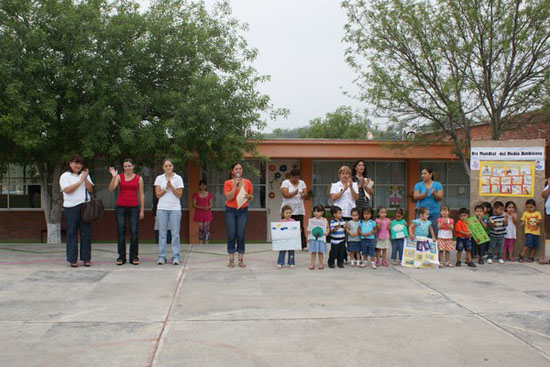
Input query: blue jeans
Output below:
<box><xmin>63</xmin><ymin>204</ymin><xmax>92</xmax><ymax>263</ymax></box>
<box><xmin>488</xmin><ymin>236</ymin><xmax>504</xmax><ymax>260</ymax></box>
<box><xmin>391</xmin><ymin>238</ymin><xmax>404</xmax><ymax>261</ymax></box>
<box><xmin>157</xmin><ymin>209</ymin><xmax>181</xmax><ymax>261</ymax></box>
<box><xmin>115</xmin><ymin>206</ymin><xmax>139</xmax><ymax>261</ymax></box>
<box><xmin>429</xmin><ymin>213</ymin><xmax>440</xmax><ymax>239</ymax></box>
<box><xmin>277</xmin><ymin>250</ymin><xmax>295</xmax><ymax>265</ymax></box>
<box><xmin>225</xmin><ymin>206</ymin><xmax>249</xmax><ymax>254</ymax></box>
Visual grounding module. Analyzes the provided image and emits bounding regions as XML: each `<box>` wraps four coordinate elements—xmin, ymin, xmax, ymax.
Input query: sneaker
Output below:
<box><xmin>487</xmin><ymin>258</ymin><xmax>493</xmax><ymax>264</ymax></box>
<box><xmin>371</xmin><ymin>261</ymin><xmax>377</xmax><ymax>269</ymax></box>
<box><xmin>157</xmin><ymin>258</ymin><xmax>166</xmax><ymax>265</ymax></box>
<box><xmin>172</xmin><ymin>258</ymin><xmax>180</xmax><ymax>265</ymax></box>
<box><xmin>382</xmin><ymin>260</ymin><xmax>389</xmax><ymax>267</ymax></box>
<box><xmin>467</xmin><ymin>261</ymin><xmax>477</xmax><ymax>268</ymax></box>
<box><xmin>478</xmin><ymin>258</ymin><xmax>484</xmax><ymax>265</ymax></box>
<box><xmin>527</xmin><ymin>258</ymin><xmax>534</xmax><ymax>263</ymax></box>
<box><xmin>360</xmin><ymin>260</ymin><xmax>367</xmax><ymax>268</ymax></box>
<box><xmin>375</xmin><ymin>260</ymin><xmax>381</xmax><ymax>267</ymax></box>
<box><xmin>337</xmin><ymin>263</ymin><xmax>344</xmax><ymax>268</ymax></box>
<box><xmin>277</xmin><ymin>264</ymin><xmax>283</xmax><ymax>269</ymax></box>
<box><xmin>392</xmin><ymin>260</ymin><xmax>400</xmax><ymax>265</ymax></box>
<box><xmin>350</xmin><ymin>260</ymin><xmax>356</xmax><ymax>267</ymax></box>
<box><xmin>498</xmin><ymin>259</ymin><xmax>504</xmax><ymax>264</ymax></box>
<box><xmin>328</xmin><ymin>263</ymin><xmax>335</xmax><ymax>268</ymax></box>
<box><xmin>289</xmin><ymin>265</ymin><xmax>295</xmax><ymax>269</ymax></box>
<box><xmin>456</xmin><ymin>261</ymin><xmax>461</xmax><ymax>267</ymax></box>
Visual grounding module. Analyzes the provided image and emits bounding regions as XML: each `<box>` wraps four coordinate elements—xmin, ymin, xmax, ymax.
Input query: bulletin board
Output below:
<box><xmin>479</xmin><ymin>161</ymin><xmax>535</xmax><ymax>197</ymax></box>
<box><xmin>470</xmin><ymin>140</ymin><xmax>546</xmax><ymax>257</ymax></box>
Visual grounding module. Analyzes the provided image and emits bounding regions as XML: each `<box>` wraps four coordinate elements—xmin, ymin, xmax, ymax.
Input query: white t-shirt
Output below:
<box><xmin>330</xmin><ymin>181</ymin><xmax>359</xmax><ymax>218</ymax></box>
<box><xmin>545</xmin><ymin>184</ymin><xmax>550</xmax><ymax>215</ymax></box>
<box><xmin>154</xmin><ymin>174</ymin><xmax>184</xmax><ymax>211</ymax></box>
<box><xmin>280</xmin><ymin>179</ymin><xmax>307</xmax><ymax>215</ymax></box>
<box><xmin>59</xmin><ymin>171</ymin><xmax>94</xmax><ymax>208</ymax></box>
<box><xmin>505</xmin><ymin>214</ymin><xmax>517</xmax><ymax>239</ymax></box>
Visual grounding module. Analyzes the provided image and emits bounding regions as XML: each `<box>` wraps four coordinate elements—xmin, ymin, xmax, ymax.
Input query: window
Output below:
<box><xmin>202</xmin><ymin>160</ymin><xmax>266</xmax><ymax>209</ymax></box>
<box><xmin>311</xmin><ymin>160</ymin><xmax>406</xmax><ymax>210</ymax></box>
<box><xmin>0</xmin><ymin>164</ymin><xmax>41</xmax><ymax>209</ymax></box>
<box><xmin>419</xmin><ymin>161</ymin><xmax>470</xmax><ymax>209</ymax></box>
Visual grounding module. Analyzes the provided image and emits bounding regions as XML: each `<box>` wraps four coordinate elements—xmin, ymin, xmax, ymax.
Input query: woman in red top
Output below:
<box><xmin>192</xmin><ymin>180</ymin><xmax>213</xmax><ymax>244</ymax></box>
<box><xmin>224</xmin><ymin>163</ymin><xmax>253</xmax><ymax>268</ymax></box>
<box><xmin>109</xmin><ymin>159</ymin><xmax>145</xmax><ymax>265</ymax></box>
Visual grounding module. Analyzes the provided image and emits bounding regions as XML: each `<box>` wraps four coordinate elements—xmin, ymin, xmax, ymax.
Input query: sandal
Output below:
<box><xmin>84</xmin><ymin>262</ymin><xmax>91</xmax><ymax>267</ymax></box>
<box><xmin>116</xmin><ymin>258</ymin><xmax>125</xmax><ymax>265</ymax></box>
<box><xmin>228</xmin><ymin>259</ymin><xmax>235</xmax><ymax>268</ymax></box>
<box><xmin>238</xmin><ymin>260</ymin><xmax>247</xmax><ymax>268</ymax></box>
<box><xmin>309</xmin><ymin>264</ymin><xmax>315</xmax><ymax>270</ymax></box>
<box><xmin>318</xmin><ymin>265</ymin><xmax>324</xmax><ymax>270</ymax></box>
<box><xmin>131</xmin><ymin>259</ymin><xmax>140</xmax><ymax>265</ymax></box>
<box><xmin>70</xmin><ymin>263</ymin><xmax>78</xmax><ymax>268</ymax></box>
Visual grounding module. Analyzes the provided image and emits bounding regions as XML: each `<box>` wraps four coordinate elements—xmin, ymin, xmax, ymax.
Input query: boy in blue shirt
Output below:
<box><xmin>328</xmin><ymin>206</ymin><xmax>347</xmax><ymax>268</ymax></box>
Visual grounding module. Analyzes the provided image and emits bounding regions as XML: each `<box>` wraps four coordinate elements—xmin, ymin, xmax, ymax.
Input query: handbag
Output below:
<box><xmin>81</xmin><ymin>188</ymin><xmax>105</xmax><ymax>222</ymax></box>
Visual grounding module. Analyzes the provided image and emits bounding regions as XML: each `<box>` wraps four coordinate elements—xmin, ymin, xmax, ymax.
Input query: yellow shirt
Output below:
<box><xmin>521</xmin><ymin>211</ymin><xmax>542</xmax><ymax>235</ymax></box>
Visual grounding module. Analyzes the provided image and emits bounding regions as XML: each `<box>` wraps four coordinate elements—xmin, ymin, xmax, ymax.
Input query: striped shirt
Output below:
<box><xmin>330</xmin><ymin>219</ymin><xmax>346</xmax><ymax>244</ymax></box>
<box><xmin>489</xmin><ymin>214</ymin><xmax>507</xmax><ymax>237</ymax></box>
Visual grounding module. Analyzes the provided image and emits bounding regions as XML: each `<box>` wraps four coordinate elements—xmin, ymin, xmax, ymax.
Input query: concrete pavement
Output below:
<box><xmin>1</xmin><ymin>242</ymin><xmax>550</xmax><ymax>366</ymax></box>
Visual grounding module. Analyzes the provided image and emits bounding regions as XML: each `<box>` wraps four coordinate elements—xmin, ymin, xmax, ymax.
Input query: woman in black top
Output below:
<box><xmin>351</xmin><ymin>159</ymin><xmax>374</xmax><ymax>211</ymax></box>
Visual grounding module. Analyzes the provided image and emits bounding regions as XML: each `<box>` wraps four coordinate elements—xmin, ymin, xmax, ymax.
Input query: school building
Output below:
<box><xmin>1</xmin><ymin>108</ymin><xmax>549</xmax><ymax>243</ymax></box>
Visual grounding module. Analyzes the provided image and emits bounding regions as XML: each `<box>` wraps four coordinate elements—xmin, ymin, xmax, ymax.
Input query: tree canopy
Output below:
<box><xmin>343</xmin><ymin>0</ymin><xmax>550</xmax><ymax>174</ymax></box>
<box><xmin>0</xmin><ymin>0</ymin><xmax>279</xmax><ymax>242</ymax></box>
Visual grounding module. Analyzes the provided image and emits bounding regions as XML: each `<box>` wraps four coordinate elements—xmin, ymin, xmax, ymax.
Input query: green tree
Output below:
<box><xmin>343</xmin><ymin>0</ymin><xmax>550</xmax><ymax>174</ymax></box>
<box><xmin>299</xmin><ymin>106</ymin><xmax>371</xmax><ymax>139</ymax></box>
<box><xmin>0</xmin><ymin>0</ymin><xmax>279</xmax><ymax>243</ymax></box>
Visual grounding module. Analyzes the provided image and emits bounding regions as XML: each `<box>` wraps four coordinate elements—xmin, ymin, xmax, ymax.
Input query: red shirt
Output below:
<box><xmin>116</xmin><ymin>174</ymin><xmax>140</xmax><ymax>207</ymax></box>
<box><xmin>455</xmin><ymin>220</ymin><xmax>470</xmax><ymax>238</ymax></box>
<box><xmin>224</xmin><ymin>178</ymin><xmax>253</xmax><ymax>209</ymax></box>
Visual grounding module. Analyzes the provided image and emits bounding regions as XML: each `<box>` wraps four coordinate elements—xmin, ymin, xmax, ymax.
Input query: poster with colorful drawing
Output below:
<box><xmin>271</xmin><ymin>221</ymin><xmax>302</xmax><ymax>251</ymax></box>
<box><xmin>401</xmin><ymin>237</ymin><xmax>439</xmax><ymax>269</ymax></box>
<box><xmin>479</xmin><ymin>161</ymin><xmax>535</xmax><ymax>197</ymax></box>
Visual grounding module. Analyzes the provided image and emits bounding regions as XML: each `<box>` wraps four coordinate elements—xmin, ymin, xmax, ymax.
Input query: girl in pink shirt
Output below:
<box><xmin>375</xmin><ymin>207</ymin><xmax>391</xmax><ymax>267</ymax></box>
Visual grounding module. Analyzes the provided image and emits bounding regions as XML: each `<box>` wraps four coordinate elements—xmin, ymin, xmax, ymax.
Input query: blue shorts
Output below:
<box><xmin>347</xmin><ymin>241</ymin><xmax>361</xmax><ymax>252</ymax></box>
<box><xmin>456</xmin><ymin>237</ymin><xmax>472</xmax><ymax>252</ymax></box>
<box><xmin>525</xmin><ymin>234</ymin><xmax>540</xmax><ymax>249</ymax></box>
<box><xmin>360</xmin><ymin>239</ymin><xmax>376</xmax><ymax>257</ymax></box>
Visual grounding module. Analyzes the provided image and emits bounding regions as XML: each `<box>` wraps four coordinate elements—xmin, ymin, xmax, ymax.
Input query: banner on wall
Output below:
<box><xmin>470</xmin><ymin>146</ymin><xmax>545</xmax><ymax>170</ymax></box>
<box><xmin>401</xmin><ymin>237</ymin><xmax>439</xmax><ymax>269</ymax></box>
<box><xmin>479</xmin><ymin>161</ymin><xmax>535</xmax><ymax>197</ymax></box>
<box><xmin>271</xmin><ymin>221</ymin><xmax>302</xmax><ymax>251</ymax></box>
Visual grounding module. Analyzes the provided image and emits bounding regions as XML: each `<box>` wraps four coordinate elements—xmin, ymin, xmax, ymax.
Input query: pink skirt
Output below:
<box><xmin>193</xmin><ymin>209</ymin><xmax>212</xmax><ymax>223</ymax></box>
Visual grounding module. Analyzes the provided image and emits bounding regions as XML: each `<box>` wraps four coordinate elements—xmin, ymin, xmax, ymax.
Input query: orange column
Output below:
<box><xmin>406</xmin><ymin>159</ymin><xmax>419</xmax><ymax>223</ymax></box>
<box><xmin>301</xmin><ymin>158</ymin><xmax>313</xmax><ymax>222</ymax></box>
<box><xmin>188</xmin><ymin>161</ymin><xmax>200</xmax><ymax>244</ymax></box>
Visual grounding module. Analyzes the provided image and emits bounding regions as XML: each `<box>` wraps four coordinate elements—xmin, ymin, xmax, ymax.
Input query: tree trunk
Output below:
<box><xmin>39</xmin><ymin>161</ymin><xmax>64</xmax><ymax>244</ymax></box>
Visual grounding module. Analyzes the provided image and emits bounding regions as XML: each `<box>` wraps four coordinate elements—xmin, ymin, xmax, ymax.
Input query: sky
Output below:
<box><xmin>136</xmin><ymin>0</ymin><xmax>364</xmax><ymax>133</ymax></box>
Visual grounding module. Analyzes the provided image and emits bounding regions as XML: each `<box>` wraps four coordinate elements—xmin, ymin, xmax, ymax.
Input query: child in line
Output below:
<box><xmin>346</xmin><ymin>208</ymin><xmax>362</xmax><ymax>267</ymax></box>
<box><xmin>328</xmin><ymin>206</ymin><xmax>347</xmax><ymax>268</ymax></box>
<box><xmin>503</xmin><ymin>201</ymin><xmax>517</xmax><ymax>261</ymax></box>
<box><xmin>359</xmin><ymin>207</ymin><xmax>378</xmax><ymax>269</ymax></box>
<box><xmin>473</xmin><ymin>204</ymin><xmax>490</xmax><ymax>264</ymax></box>
<box><xmin>277</xmin><ymin>205</ymin><xmax>296</xmax><ymax>269</ymax></box>
<box><xmin>519</xmin><ymin>199</ymin><xmax>543</xmax><ymax>262</ymax></box>
<box><xmin>474</xmin><ymin>202</ymin><xmax>492</xmax><ymax>258</ymax></box>
<box><xmin>437</xmin><ymin>205</ymin><xmax>455</xmax><ymax>267</ymax></box>
<box><xmin>390</xmin><ymin>208</ymin><xmax>408</xmax><ymax>265</ymax></box>
<box><xmin>308</xmin><ymin>204</ymin><xmax>329</xmax><ymax>270</ymax></box>
<box><xmin>375</xmin><ymin>206</ymin><xmax>391</xmax><ymax>267</ymax></box>
<box><xmin>409</xmin><ymin>207</ymin><xmax>435</xmax><ymax>241</ymax></box>
<box><xmin>487</xmin><ymin>201</ymin><xmax>508</xmax><ymax>264</ymax></box>
<box><xmin>455</xmin><ymin>208</ymin><xmax>476</xmax><ymax>268</ymax></box>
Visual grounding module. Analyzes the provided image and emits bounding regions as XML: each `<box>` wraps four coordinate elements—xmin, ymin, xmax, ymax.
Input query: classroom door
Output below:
<box><xmin>266</xmin><ymin>160</ymin><xmax>301</xmax><ymax>242</ymax></box>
